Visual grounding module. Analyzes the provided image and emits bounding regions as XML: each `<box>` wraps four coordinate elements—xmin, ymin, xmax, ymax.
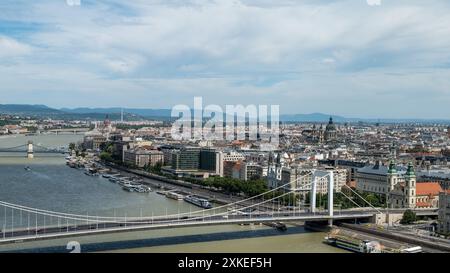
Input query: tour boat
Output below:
<box><xmin>184</xmin><ymin>195</ymin><xmax>213</xmax><ymax>209</ymax></box>
<box><xmin>166</xmin><ymin>191</ymin><xmax>184</xmax><ymax>201</ymax></box>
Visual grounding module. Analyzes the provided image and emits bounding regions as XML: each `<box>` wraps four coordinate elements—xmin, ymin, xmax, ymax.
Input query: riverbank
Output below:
<box><xmin>103</xmin><ymin>161</ymin><xmax>282</xmax><ymax>210</ymax></box>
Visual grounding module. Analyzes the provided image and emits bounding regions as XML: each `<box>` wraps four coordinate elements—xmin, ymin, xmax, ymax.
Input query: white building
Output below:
<box><xmin>355</xmin><ymin>161</ymin><xmax>417</xmax><ymax>209</ymax></box>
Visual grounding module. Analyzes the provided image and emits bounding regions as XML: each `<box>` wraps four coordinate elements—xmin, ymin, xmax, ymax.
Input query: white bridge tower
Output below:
<box><xmin>310</xmin><ymin>170</ymin><xmax>334</xmax><ymax>225</ymax></box>
<box><xmin>27</xmin><ymin>141</ymin><xmax>34</xmax><ymax>159</ymax></box>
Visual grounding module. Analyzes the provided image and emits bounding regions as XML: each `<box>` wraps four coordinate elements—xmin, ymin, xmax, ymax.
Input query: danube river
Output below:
<box><xmin>0</xmin><ymin>134</ymin><xmax>346</xmax><ymax>253</ymax></box>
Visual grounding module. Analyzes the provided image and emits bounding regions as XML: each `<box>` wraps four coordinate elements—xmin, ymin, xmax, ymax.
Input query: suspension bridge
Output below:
<box><xmin>0</xmin><ymin>141</ymin><xmax>68</xmax><ymax>158</ymax></box>
<box><xmin>44</xmin><ymin>128</ymin><xmax>90</xmax><ymax>135</ymax></box>
<box><xmin>0</xmin><ymin>172</ymin><xmax>437</xmax><ymax>245</ymax></box>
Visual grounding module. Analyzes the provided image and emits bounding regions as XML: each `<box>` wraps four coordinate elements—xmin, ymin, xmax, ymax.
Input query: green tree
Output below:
<box><xmin>99</xmin><ymin>152</ymin><xmax>112</xmax><ymax>162</ymax></box>
<box><xmin>69</xmin><ymin>143</ymin><xmax>76</xmax><ymax>151</ymax></box>
<box><xmin>145</xmin><ymin>162</ymin><xmax>163</xmax><ymax>174</ymax></box>
<box><xmin>400</xmin><ymin>209</ymin><xmax>417</xmax><ymax>225</ymax></box>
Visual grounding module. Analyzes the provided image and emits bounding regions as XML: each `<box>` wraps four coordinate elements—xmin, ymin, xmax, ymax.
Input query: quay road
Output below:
<box><xmin>107</xmin><ymin>163</ymin><xmax>289</xmax><ymax>212</ymax></box>
<box><xmin>0</xmin><ymin>210</ymin><xmax>375</xmax><ymax>244</ymax></box>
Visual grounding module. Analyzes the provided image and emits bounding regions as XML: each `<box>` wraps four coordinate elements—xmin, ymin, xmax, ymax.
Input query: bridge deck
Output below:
<box><xmin>0</xmin><ymin>212</ymin><xmax>374</xmax><ymax>244</ymax></box>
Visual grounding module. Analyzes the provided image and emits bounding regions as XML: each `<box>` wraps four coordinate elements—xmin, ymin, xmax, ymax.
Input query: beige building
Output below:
<box><xmin>415</xmin><ymin>182</ymin><xmax>443</xmax><ymax>208</ymax></box>
<box><xmin>355</xmin><ymin>162</ymin><xmax>400</xmax><ymax>195</ymax></box>
<box><xmin>123</xmin><ymin>148</ymin><xmax>164</xmax><ymax>168</ymax></box>
<box><xmin>240</xmin><ymin>162</ymin><xmax>264</xmax><ymax>181</ymax></box>
<box><xmin>83</xmin><ymin>135</ymin><xmax>107</xmax><ymax>151</ymax></box>
<box><xmin>356</xmin><ymin>161</ymin><xmax>417</xmax><ymax>209</ymax></box>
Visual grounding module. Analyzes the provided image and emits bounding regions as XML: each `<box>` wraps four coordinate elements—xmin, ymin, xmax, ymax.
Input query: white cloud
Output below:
<box><xmin>1</xmin><ymin>0</ymin><xmax>450</xmax><ymax>118</ymax></box>
<box><xmin>0</xmin><ymin>36</ymin><xmax>33</xmax><ymax>58</ymax></box>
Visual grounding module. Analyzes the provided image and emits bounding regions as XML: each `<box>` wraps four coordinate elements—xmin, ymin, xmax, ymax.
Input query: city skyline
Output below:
<box><xmin>1</xmin><ymin>0</ymin><xmax>450</xmax><ymax>119</ymax></box>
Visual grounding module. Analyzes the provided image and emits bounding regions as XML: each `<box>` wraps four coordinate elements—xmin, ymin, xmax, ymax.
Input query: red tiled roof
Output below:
<box><xmin>416</xmin><ymin>182</ymin><xmax>443</xmax><ymax>196</ymax></box>
<box><xmin>347</xmin><ymin>181</ymin><xmax>357</xmax><ymax>188</ymax></box>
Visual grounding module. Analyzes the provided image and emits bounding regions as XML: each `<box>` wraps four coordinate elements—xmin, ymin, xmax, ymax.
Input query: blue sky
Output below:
<box><xmin>1</xmin><ymin>0</ymin><xmax>450</xmax><ymax>118</ymax></box>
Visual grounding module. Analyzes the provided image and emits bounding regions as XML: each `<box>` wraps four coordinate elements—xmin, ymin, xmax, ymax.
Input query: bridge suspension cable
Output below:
<box><xmin>342</xmin><ymin>184</ymin><xmax>382</xmax><ymax>214</ymax></box>
<box><xmin>0</xmin><ymin>172</ymin><xmax>383</xmax><ymax>240</ymax></box>
<box><xmin>0</xmin><ymin>179</ymin><xmax>317</xmax><ymax>227</ymax></box>
<box><xmin>0</xmin><ymin>173</ymin><xmax>313</xmax><ymax>222</ymax></box>
<box><xmin>0</xmin><ymin>144</ymin><xmax>28</xmax><ymax>151</ymax></box>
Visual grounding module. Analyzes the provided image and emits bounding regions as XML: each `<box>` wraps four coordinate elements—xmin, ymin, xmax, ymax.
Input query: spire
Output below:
<box><xmin>390</xmin><ymin>142</ymin><xmax>397</xmax><ymax>159</ymax></box>
<box><xmin>276</xmin><ymin>152</ymin><xmax>281</xmax><ymax>164</ymax></box>
<box><xmin>388</xmin><ymin>160</ymin><xmax>397</xmax><ymax>174</ymax></box>
<box><xmin>406</xmin><ymin>162</ymin><xmax>416</xmax><ymax>177</ymax></box>
<box><xmin>268</xmin><ymin>152</ymin><xmax>274</xmax><ymax>164</ymax></box>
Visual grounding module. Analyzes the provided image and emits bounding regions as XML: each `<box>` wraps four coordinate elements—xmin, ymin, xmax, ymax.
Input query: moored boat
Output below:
<box><xmin>166</xmin><ymin>191</ymin><xmax>184</xmax><ymax>201</ymax></box>
<box><xmin>184</xmin><ymin>195</ymin><xmax>213</xmax><ymax>209</ymax></box>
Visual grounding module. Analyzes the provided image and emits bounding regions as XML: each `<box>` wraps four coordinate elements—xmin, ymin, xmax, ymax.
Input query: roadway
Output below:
<box><xmin>0</xmin><ymin>210</ymin><xmax>375</xmax><ymax>244</ymax></box>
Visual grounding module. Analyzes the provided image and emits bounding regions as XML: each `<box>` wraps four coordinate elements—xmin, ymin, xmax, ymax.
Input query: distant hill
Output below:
<box><xmin>0</xmin><ymin>104</ymin><xmax>63</xmax><ymax>116</ymax></box>
<box><xmin>2</xmin><ymin>104</ymin><xmax>449</xmax><ymax>124</ymax></box>
<box><xmin>61</xmin><ymin>107</ymin><xmax>172</xmax><ymax>118</ymax></box>
<box><xmin>0</xmin><ymin>104</ymin><xmax>145</xmax><ymax>121</ymax></box>
<box><xmin>280</xmin><ymin>113</ymin><xmax>346</xmax><ymax>123</ymax></box>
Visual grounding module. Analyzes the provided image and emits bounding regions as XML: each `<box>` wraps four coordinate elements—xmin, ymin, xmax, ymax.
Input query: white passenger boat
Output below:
<box><xmin>166</xmin><ymin>191</ymin><xmax>184</xmax><ymax>201</ymax></box>
<box><xmin>184</xmin><ymin>195</ymin><xmax>213</xmax><ymax>209</ymax></box>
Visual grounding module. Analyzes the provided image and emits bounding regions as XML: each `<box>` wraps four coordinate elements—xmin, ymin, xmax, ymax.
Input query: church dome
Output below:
<box><xmin>325</xmin><ymin>117</ymin><xmax>336</xmax><ymax>131</ymax></box>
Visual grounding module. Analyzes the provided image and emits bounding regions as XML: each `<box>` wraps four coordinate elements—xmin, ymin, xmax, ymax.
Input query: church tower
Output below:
<box><xmin>390</xmin><ymin>142</ymin><xmax>397</xmax><ymax>160</ymax></box>
<box><xmin>387</xmin><ymin>160</ymin><xmax>398</xmax><ymax>191</ymax></box>
<box><xmin>325</xmin><ymin>117</ymin><xmax>337</xmax><ymax>142</ymax></box>
<box><xmin>318</xmin><ymin>125</ymin><xmax>324</xmax><ymax>144</ymax></box>
<box><xmin>386</xmin><ymin>160</ymin><xmax>398</xmax><ymax>208</ymax></box>
<box><xmin>311</xmin><ymin>124</ymin><xmax>317</xmax><ymax>142</ymax></box>
<box><xmin>404</xmin><ymin>162</ymin><xmax>416</xmax><ymax>209</ymax></box>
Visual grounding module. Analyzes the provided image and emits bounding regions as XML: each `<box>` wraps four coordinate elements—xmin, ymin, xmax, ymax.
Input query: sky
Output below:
<box><xmin>1</xmin><ymin>0</ymin><xmax>450</xmax><ymax>119</ymax></box>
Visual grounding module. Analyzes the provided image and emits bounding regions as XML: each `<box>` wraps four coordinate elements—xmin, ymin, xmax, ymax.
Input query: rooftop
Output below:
<box><xmin>416</xmin><ymin>182</ymin><xmax>443</xmax><ymax>196</ymax></box>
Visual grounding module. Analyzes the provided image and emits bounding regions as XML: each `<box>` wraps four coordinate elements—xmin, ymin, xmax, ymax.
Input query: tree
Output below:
<box><xmin>100</xmin><ymin>152</ymin><xmax>112</xmax><ymax>162</ymax></box>
<box><xmin>400</xmin><ymin>209</ymin><xmax>417</xmax><ymax>225</ymax></box>
<box><xmin>145</xmin><ymin>162</ymin><xmax>163</xmax><ymax>175</ymax></box>
<box><xmin>69</xmin><ymin>143</ymin><xmax>76</xmax><ymax>151</ymax></box>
